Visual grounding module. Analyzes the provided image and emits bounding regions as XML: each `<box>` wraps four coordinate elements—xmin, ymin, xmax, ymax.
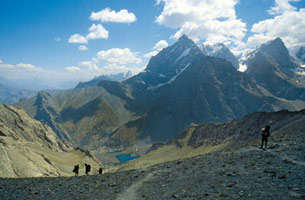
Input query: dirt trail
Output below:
<box><xmin>116</xmin><ymin>172</ymin><xmax>155</xmax><ymax>200</ymax></box>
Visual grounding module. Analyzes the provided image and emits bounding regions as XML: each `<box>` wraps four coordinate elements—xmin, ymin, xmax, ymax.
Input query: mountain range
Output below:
<box><xmin>18</xmin><ymin>35</ymin><xmax>305</xmax><ymax>155</ymax></box>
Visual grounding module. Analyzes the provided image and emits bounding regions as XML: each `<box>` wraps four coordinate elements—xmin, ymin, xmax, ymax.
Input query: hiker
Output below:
<box><xmin>85</xmin><ymin>163</ymin><xmax>91</xmax><ymax>175</ymax></box>
<box><xmin>99</xmin><ymin>167</ymin><xmax>103</xmax><ymax>175</ymax></box>
<box><xmin>261</xmin><ymin>125</ymin><xmax>270</xmax><ymax>149</ymax></box>
<box><xmin>72</xmin><ymin>164</ymin><xmax>79</xmax><ymax>176</ymax></box>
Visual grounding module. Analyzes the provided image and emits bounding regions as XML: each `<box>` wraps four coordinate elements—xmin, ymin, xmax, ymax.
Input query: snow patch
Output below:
<box><xmin>175</xmin><ymin>48</ymin><xmax>190</xmax><ymax>62</ymax></box>
<box><xmin>296</xmin><ymin>71</ymin><xmax>305</xmax><ymax>76</ymax></box>
<box><xmin>238</xmin><ymin>64</ymin><xmax>248</xmax><ymax>72</ymax></box>
<box><xmin>159</xmin><ymin>73</ymin><xmax>166</xmax><ymax>78</ymax></box>
<box><xmin>148</xmin><ymin>63</ymin><xmax>191</xmax><ymax>90</ymax></box>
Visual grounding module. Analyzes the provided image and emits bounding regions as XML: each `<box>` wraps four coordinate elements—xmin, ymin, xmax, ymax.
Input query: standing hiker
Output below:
<box><xmin>261</xmin><ymin>125</ymin><xmax>270</xmax><ymax>149</ymax></box>
<box><xmin>85</xmin><ymin>163</ymin><xmax>91</xmax><ymax>175</ymax></box>
<box><xmin>73</xmin><ymin>164</ymin><xmax>79</xmax><ymax>176</ymax></box>
<box><xmin>99</xmin><ymin>167</ymin><xmax>103</xmax><ymax>175</ymax></box>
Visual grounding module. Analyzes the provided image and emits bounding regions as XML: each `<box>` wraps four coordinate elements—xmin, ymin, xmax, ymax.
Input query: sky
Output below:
<box><xmin>0</xmin><ymin>0</ymin><xmax>304</xmax><ymax>90</ymax></box>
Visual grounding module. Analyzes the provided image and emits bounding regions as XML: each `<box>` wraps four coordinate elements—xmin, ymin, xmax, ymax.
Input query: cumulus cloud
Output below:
<box><xmin>69</xmin><ymin>24</ymin><xmax>108</xmax><ymax>44</ymax></box>
<box><xmin>79</xmin><ymin>45</ymin><xmax>88</xmax><ymax>51</ymax></box>
<box><xmin>143</xmin><ymin>51</ymin><xmax>159</xmax><ymax>58</ymax></box>
<box><xmin>86</xmin><ymin>24</ymin><xmax>108</xmax><ymax>40</ymax></box>
<box><xmin>143</xmin><ymin>40</ymin><xmax>169</xmax><ymax>58</ymax></box>
<box><xmin>96</xmin><ymin>48</ymin><xmax>142</xmax><ymax>64</ymax></box>
<box><xmin>154</xmin><ymin>40</ymin><xmax>168</xmax><ymax>51</ymax></box>
<box><xmin>156</xmin><ymin>0</ymin><xmax>246</xmax><ymax>46</ymax></box>
<box><xmin>268</xmin><ymin>0</ymin><xmax>300</xmax><ymax>15</ymax></box>
<box><xmin>65</xmin><ymin>66</ymin><xmax>81</xmax><ymax>72</ymax></box>
<box><xmin>0</xmin><ymin>52</ymin><xmax>144</xmax><ymax>90</ymax></box>
<box><xmin>0</xmin><ymin>60</ymin><xmax>104</xmax><ymax>90</ymax></box>
<box><xmin>247</xmin><ymin>5</ymin><xmax>305</xmax><ymax>48</ymax></box>
<box><xmin>68</xmin><ymin>34</ymin><xmax>88</xmax><ymax>44</ymax></box>
<box><xmin>90</xmin><ymin>8</ymin><xmax>137</xmax><ymax>23</ymax></box>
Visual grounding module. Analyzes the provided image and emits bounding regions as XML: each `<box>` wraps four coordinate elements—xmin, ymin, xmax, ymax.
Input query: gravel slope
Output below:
<box><xmin>0</xmin><ymin>129</ymin><xmax>304</xmax><ymax>199</ymax></box>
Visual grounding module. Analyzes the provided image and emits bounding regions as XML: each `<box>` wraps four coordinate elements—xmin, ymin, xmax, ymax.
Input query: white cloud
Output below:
<box><xmin>79</xmin><ymin>61</ymin><xmax>100</xmax><ymax>71</ymax></box>
<box><xmin>16</xmin><ymin>63</ymin><xmax>37</xmax><ymax>71</ymax></box>
<box><xmin>86</xmin><ymin>24</ymin><xmax>108</xmax><ymax>40</ymax></box>
<box><xmin>143</xmin><ymin>51</ymin><xmax>159</xmax><ymax>58</ymax></box>
<box><xmin>69</xmin><ymin>24</ymin><xmax>108</xmax><ymax>45</ymax></box>
<box><xmin>65</xmin><ymin>66</ymin><xmax>81</xmax><ymax>72</ymax></box>
<box><xmin>248</xmin><ymin>7</ymin><xmax>305</xmax><ymax>48</ymax></box>
<box><xmin>79</xmin><ymin>45</ymin><xmax>89</xmax><ymax>51</ymax></box>
<box><xmin>0</xmin><ymin>59</ymin><xmax>2</xmax><ymax>64</ymax></box>
<box><xmin>96</xmin><ymin>48</ymin><xmax>142</xmax><ymax>64</ymax></box>
<box><xmin>154</xmin><ymin>40</ymin><xmax>168</xmax><ymax>51</ymax></box>
<box><xmin>55</xmin><ymin>37</ymin><xmax>61</xmax><ymax>42</ymax></box>
<box><xmin>90</xmin><ymin>8</ymin><xmax>137</xmax><ymax>23</ymax></box>
<box><xmin>0</xmin><ymin>52</ymin><xmax>144</xmax><ymax>90</ymax></box>
<box><xmin>68</xmin><ymin>34</ymin><xmax>88</xmax><ymax>44</ymax></box>
<box><xmin>143</xmin><ymin>40</ymin><xmax>169</xmax><ymax>58</ymax></box>
<box><xmin>268</xmin><ymin>0</ymin><xmax>300</xmax><ymax>15</ymax></box>
<box><xmin>156</xmin><ymin>0</ymin><xmax>246</xmax><ymax>46</ymax></box>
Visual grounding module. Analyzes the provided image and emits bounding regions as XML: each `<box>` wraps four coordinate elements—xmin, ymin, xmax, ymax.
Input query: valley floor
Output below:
<box><xmin>0</xmin><ymin>131</ymin><xmax>304</xmax><ymax>200</ymax></box>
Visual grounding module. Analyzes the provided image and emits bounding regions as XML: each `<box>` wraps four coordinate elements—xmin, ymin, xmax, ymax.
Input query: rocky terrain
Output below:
<box><xmin>0</xmin><ymin>121</ymin><xmax>304</xmax><ymax>199</ymax></box>
<box><xmin>0</xmin><ymin>104</ymin><xmax>101</xmax><ymax>177</ymax></box>
<box><xmin>0</xmin><ymin>109</ymin><xmax>304</xmax><ymax>199</ymax></box>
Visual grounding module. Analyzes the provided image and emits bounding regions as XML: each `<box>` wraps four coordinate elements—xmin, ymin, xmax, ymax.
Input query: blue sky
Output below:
<box><xmin>0</xmin><ymin>0</ymin><xmax>304</xmax><ymax>90</ymax></box>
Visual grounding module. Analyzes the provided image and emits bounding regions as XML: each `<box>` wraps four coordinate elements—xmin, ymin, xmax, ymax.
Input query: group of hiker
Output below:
<box><xmin>72</xmin><ymin>163</ymin><xmax>103</xmax><ymax>176</ymax></box>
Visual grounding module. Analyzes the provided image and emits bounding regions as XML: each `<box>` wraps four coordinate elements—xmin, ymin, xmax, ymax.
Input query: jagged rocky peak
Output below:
<box><xmin>199</xmin><ymin>43</ymin><xmax>239</xmax><ymax>69</ymax></box>
<box><xmin>296</xmin><ymin>46</ymin><xmax>305</xmax><ymax>62</ymax></box>
<box><xmin>145</xmin><ymin>34</ymin><xmax>202</xmax><ymax>75</ymax></box>
<box><xmin>176</xmin><ymin>34</ymin><xmax>197</xmax><ymax>47</ymax></box>
<box><xmin>242</xmin><ymin>37</ymin><xmax>297</xmax><ymax>72</ymax></box>
<box><xmin>258</xmin><ymin>37</ymin><xmax>291</xmax><ymax>65</ymax></box>
<box><xmin>166</xmin><ymin>34</ymin><xmax>200</xmax><ymax>55</ymax></box>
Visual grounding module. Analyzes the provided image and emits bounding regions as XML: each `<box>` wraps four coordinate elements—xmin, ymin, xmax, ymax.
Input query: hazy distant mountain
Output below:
<box><xmin>296</xmin><ymin>47</ymin><xmax>305</xmax><ymax>63</ymax></box>
<box><xmin>199</xmin><ymin>43</ymin><xmax>239</xmax><ymax>69</ymax></box>
<box><xmin>19</xmin><ymin>35</ymin><xmax>305</xmax><ymax>150</ymax></box>
<box><xmin>0</xmin><ymin>103</ymin><xmax>100</xmax><ymax>177</ymax></box>
<box><xmin>0</xmin><ymin>82</ymin><xmax>37</xmax><ymax>104</ymax></box>
<box><xmin>76</xmin><ymin>71</ymin><xmax>132</xmax><ymax>89</ymax></box>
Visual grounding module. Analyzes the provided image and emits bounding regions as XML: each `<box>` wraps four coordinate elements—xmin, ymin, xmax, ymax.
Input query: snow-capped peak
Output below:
<box><xmin>199</xmin><ymin>43</ymin><xmax>239</xmax><ymax>69</ymax></box>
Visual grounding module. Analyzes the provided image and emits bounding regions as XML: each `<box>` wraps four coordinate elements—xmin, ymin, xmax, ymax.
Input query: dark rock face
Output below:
<box><xmin>245</xmin><ymin>38</ymin><xmax>305</xmax><ymax>101</ymax></box>
<box><xmin>296</xmin><ymin>46</ymin><xmax>305</xmax><ymax>62</ymax></box>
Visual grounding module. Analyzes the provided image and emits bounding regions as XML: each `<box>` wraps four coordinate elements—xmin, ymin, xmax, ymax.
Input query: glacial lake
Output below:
<box><xmin>117</xmin><ymin>154</ymin><xmax>140</xmax><ymax>162</ymax></box>
<box><xmin>108</xmin><ymin>150</ymin><xmax>123</xmax><ymax>154</ymax></box>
